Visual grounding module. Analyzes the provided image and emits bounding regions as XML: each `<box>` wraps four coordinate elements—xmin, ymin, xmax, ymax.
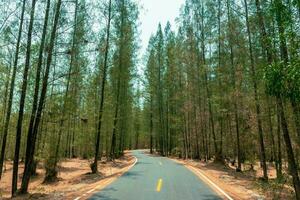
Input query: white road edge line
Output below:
<box><xmin>86</xmin><ymin>189</ymin><xmax>95</xmax><ymax>193</ymax></box>
<box><xmin>189</xmin><ymin>165</ymin><xmax>234</xmax><ymax>200</ymax></box>
<box><xmin>73</xmin><ymin>155</ymin><xmax>138</xmax><ymax>200</ymax></box>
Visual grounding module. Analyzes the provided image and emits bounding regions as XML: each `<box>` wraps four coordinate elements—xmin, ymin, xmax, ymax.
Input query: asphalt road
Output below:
<box><xmin>88</xmin><ymin>150</ymin><xmax>222</xmax><ymax>200</ymax></box>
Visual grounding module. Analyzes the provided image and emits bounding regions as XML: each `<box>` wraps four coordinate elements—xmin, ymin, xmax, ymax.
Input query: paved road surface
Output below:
<box><xmin>88</xmin><ymin>150</ymin><xmax>222</xmax><ymax>200</ymax></box>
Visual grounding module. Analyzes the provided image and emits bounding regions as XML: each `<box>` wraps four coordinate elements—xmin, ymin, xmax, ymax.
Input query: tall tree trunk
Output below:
<box><xmin>1</xmin><ymin>61</ymin><xmax>12</xmax><ymax>141</ymax></box>
<box><xmin>277</xmin><ymin>97</ymin><xmax>300</xmax><ymax>199</ymax></box>
<box><xmin>244</xmin><ymin>0</ymin><xmax>268</xmax><ymax>179</ymax></box>
<box><xmin>0</xmin><ymin>0</ymin><xmax>26</xmax><ymax>180</ymax></box>
<box><xmin>12</xmin><ymin>0</ymin><xmax>37</xmax><ymax>196</ymax></box>
<box><xmin>266</xmin><ymin>98</ymin><xmax>276</xmax><ymax>162</ymax></box>
<box><xmin>91</xmin><ymin>0</ymin><xmax>112</xmax><ymax>174</ymax></box>
<box><xmin>291</xmin><ymin>99</ymin><xmax>300</xmax><ymax>146</ymax></box>
<box><xmin>256</xmin><ymin>0</ymin><xmax>300</xmax><ymax>194</ymax></box>
<box><xmin>150</xmin><ymin>96</ymin><xmax>153</xmax><ymax>154</ymax></box>
<box><xmin>274</xmin><ymin>0</ymin><xmax>300</xmax><ymax>197</ymax></box>
<box><xmin>110</xmin><ymin>0</ymin><xmax>125</xmax><ymax>159</ymax></box>
<box><xmin>198</xmin><ymin>2</ymin><xmax>219</xmax><ymax>162</ymax></box>
<box><xmin>44</xmin><ymin>0</ymin><xmax>79</xmax><ymax>182</ymax></box>
<box><xmin>20</xmin><ymin>0</ymin><xmax>62</xmax><ymax>193</ymax></box>
<box><xmin>21</xmin><ymin>0</ymin><xmax>50</xmax><ymax>191</ymax></box>
<box><xmin>226</xmin><ymin>0</ymin><xmax>242</xmax><ymax>170</ymax></box>
<box><xmin>276</xmin><ymin>102</ymin><xmax>282</xmax><ymax>179</ymax></box>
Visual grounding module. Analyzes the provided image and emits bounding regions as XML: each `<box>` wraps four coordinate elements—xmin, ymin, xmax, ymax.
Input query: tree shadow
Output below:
<box><xmin>199</xmin><ymin>194</ymin><xmax>223</xmax><ymax>200</ymax></box>
<box><xmin>88</xmin><ymin>187</ymin><xmax>119</xmax><ymax>200</ymax></box>
<box><xmin>121</xmin><ymin>170</ymin><xmax>142</xmax><ymax>180</ymax></box>
<box><xmin>134</xmin><ymin>161</ymin><xmax>151</xmax><ymax>165</ymax></box>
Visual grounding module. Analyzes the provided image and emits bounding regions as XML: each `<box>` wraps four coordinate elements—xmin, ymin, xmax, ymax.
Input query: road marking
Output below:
<box><xmin>87</xmin><ymin>188</ymin><xmax>95</xmax><ymax>193</ymax></box>
<box><xmin>189</xmin><ymin>165</ymin><xmax>234</xmax><ymax>200</ymax></box>
<box><xmin>73</xmin><ymin>156</ymin><xmax>138</xmax><ymax>200</ymax></box>
<box><xmin>156</xmin><ymin>178</ymin><xmax>163</xmax><ymax>192</ymax></box>
<box><xmin>159</xmin><ymin>161</ymin><xmax>162</xmax><ymax>166</ymax></box>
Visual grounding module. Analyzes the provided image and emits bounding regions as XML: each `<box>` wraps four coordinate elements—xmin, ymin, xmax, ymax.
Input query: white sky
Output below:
<box><xmin>138</xmin><ymin>0</ymin><xmax>185</xmax><ymax>55</ymax></box>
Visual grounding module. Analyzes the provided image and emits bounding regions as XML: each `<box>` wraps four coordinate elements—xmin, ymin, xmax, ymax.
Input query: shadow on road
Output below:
<box><xmin>134</xmin><ymin>161</ymin><xmax>151</xmax><ymax>165</ymax></box>
<box><xmin>121</xmin><ymin>170</ymin><xmax>143</xmax><ymax>180</ymax></box>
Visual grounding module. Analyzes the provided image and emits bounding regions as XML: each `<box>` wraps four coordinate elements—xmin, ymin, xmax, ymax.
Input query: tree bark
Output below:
<box><xmin>0</xmin><ymin>0</ymin><xmax>26</xmax><ymax>180</ymax></box>
<box><xmin>20</xmin><ymin>0</ymin><xmax>62</xmax><ymax>193</ymax></box>
<box><xmin>44</xmin><ymin>0</ymin><xmax>79</xmax><ymax>182</ymax></box>
<box><xmin>91</xmin><ymin>0</ymin><xmax>112</xmax><ymax>174</ymax></box>
<box><xmin>227</xmin><ymin>0</ymin><xmax>242</xmax><ymax>170</ymax></box>
<box><xmin>21</xmin><ymin>0</ymin><xmax>50</xmax><ymax>191</ymax></box>
<box><xmin>12</xmin><ymin>0</ymin><xmax>37</xmax><ymax>196</ymax></box>
<box><xmin>244</xmin><ymin>0</ymin><xmax>268</xmax><ymax>179</ymax></box>
<box><xmin>277</xmin><ymin>97</ymin><xmax>300</xmax><ymax>199</ymax></box>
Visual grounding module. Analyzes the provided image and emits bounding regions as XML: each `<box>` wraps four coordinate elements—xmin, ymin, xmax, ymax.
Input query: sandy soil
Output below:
<box><xmin>171</xmin><ymin>158</ymin><xmax>294</xmax><ymax>200</ymax></box>
<box><xmin>0</xmin><ymin>153</ymin><xmax>135</xmax><ymax>200</ymax></box>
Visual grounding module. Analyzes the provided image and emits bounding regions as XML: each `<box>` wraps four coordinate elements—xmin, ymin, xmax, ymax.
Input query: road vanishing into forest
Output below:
<box><xmin>88</xmin><ymin>150</ymin><xmax>223</xmax><ymax>200</ymax></box>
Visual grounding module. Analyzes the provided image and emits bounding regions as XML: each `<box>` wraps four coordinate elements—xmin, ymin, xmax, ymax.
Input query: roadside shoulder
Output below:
<box><xmin>169</xmin><ymin>158</ymin><xmax>264</xmax><ymax>200</ymax></box>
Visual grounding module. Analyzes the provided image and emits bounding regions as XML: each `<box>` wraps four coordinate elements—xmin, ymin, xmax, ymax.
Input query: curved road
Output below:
<box><xmin>88</xmin><ymin>150</ymin><xmax>222</xmax><ymax>200</ymax></box>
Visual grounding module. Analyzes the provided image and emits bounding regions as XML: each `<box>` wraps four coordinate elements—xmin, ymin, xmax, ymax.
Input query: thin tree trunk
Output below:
<box><xmin>277</xmin><ymin>97</ymin><xmax>300</xmax><ymax>199</ymax></box>
<box><xmin>20</xmin><ymin>0</ymin><xmax>62</xmax><ymax>193</ymax></box>
<box><xmin>0</xmin><ymin>0</ymin><xmax>26</xmax><ymax>180</ymax></box>
<box><xmin>244</xmin><ymin>0</ymin><xmax>268</xmax><ymax>179</ymax></box>
<box><xmin>12</xmin><ymin>0</ymin><xmax>37</xmax><ymax>196</ymax></box>
<box><xmin>227</xmin><ymin>0</ymin><xmax>241</xmax><ymax>170</ymax></box>
<box><xmin>150</xmin><ymin>96</ymin><xmax>153</xmax><ymax>154</ymax></box>
<box><xmin>110</xmin><ymin>0</ymin><xmax>125</xmax><ymax>159</ymax></box>
<box><xmin>44</xmin><ymin>0</ymin><xmax>79</xmax><ymax>182</ymax></box>
<box><xmin>198</xmin><ymin>2</ymin><xmax>219</xmax><ymax>162</ymax></box>
<box><xmin>274</xmin><ymin>0</ymin><xmax>300</xmax><ymax>196</ymax></box>
<box><xmin>91</xmin><ymin>0</ymin><xmax>112</xmax><ymax>174</ymax></box>
<box><xmin>256</xmin><ymin>0</ymin><xmax>300</xmax><ymax>194</ymax></box>
<box><xmin>266</xmin><ymin>97</ymin><xmax>276</xmax><ymax>163</ymax></box>
<box><xmin>0</xmin><ymin>61</ymin><xmax>12</xmax><ymax>141</ymax></box>
<box><xmin>276</xmin><ymin>102</ymin><xmax>282</xmax><ymax>179</ymax></box>
<box><xmin>291</xmin><ymin>100</ymin><xmax>300</xmax><ymax>146</ymax></box>
<box><xmin>20</xmin><ymin>0</ymin><xmax>50</xmax><ymax>191</ymax></box>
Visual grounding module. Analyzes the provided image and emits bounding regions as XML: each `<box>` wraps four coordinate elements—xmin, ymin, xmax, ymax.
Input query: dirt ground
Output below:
<box><xmin>171</xmin><ymin>158</ymin><xmax>295</xmax><ymax>200</ymax></box>
<box><xmin>0</xmin><ymin>153</ymin><xmax>135</xmax><ymax>200</ymax></box>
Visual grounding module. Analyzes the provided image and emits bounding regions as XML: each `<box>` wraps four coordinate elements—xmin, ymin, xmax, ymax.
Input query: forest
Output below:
<box><xmin>0</xmin><ymin>0</ymin><xmax>300</xmax><ymax>199</ymax></box>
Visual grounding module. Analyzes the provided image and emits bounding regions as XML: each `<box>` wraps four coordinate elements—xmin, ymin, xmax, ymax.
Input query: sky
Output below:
<box><xmin>138</xmin><ymin>0</ymin><xmax>185</xmax><ymax>56</ymax></box>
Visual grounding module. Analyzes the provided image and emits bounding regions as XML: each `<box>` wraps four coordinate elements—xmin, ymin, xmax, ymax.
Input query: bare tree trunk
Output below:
<box><xmin>0</xmin><ymin>61</ymin><xmax>12</xmax><ymax>141</ymax></box>
<box><xmin>12</xmin><ymin>0</ymin><xmax>37</xmax><ymax>196</ymax></box>
<box><xmin>266</xmin><ymin>98</ymin><xmax>276</xmax><ymax>162</ymax></box>
<box><xmin>110</xmin><ymin>0</ymin><xmax>125</xmax><ymax>159</ymax></box>
<box><xmin>20</xmin><ymin>0</ymin><xmax>62</xmax><ymax>193</ymax></box>
<box><xmin>276</xmin><ymin>102</ymin><xmax>282</xmax><ymax>179</ymax></box>
<box><xmin>44</xmin><ymin>0</ymin><xmax>79</xmax><ymax>182</ymax></box>
<box><xmin>150</xmin><ymin>97</ymin><xmax>153</xmax><ymax>154</ymax></box>
<box><xmin>0</xmin><ymin>0</ymin><xmax>26</xmax><ymax>180</ymax></box>
<box><xmin>198</xmin><ymin>2</ymin><xmax>219</xmax><ymax>162</ymax></box>
<box><xmin>277</xmin><ymin>97</ymin><xmax>300</xmax><ymax>199</ymax></box>
<box><xmin>255</xmin><ymin>0</ymin><xmax>300</xmax><ymax>194</ymax></box>
<box><xmin>226</xmin><ymin>0</ymin><xmax>242</xmax><ymax>170</ymax></box>
<box><xmin>91</xmin><ymin>0</ymin><xmax>112</xmax><ymax>174</ymax></box>
<box><xmin>244</xmin><ymin>0</ymin><xmax>268</xmax><ymax>179</ymax></box>
<box><xmin>274</xmin><ymin>0</ymin><xmax>300</xmax><ymax>197</ymax></box>
<box><xmin>21</xmin><ymin>0</ymin><xmax>50</xmax><ymax>190</ymax></box>
<box><xmin>291</xmin><ymin>100</ymin><xmax>300</xmax><ymax>146</ymax></box>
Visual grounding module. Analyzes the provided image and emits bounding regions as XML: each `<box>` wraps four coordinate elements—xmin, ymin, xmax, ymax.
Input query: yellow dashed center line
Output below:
<box><xmin>156</xmin><ymin>178</ymin><xmax>163</xmax><ymax>192</ymax></box>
